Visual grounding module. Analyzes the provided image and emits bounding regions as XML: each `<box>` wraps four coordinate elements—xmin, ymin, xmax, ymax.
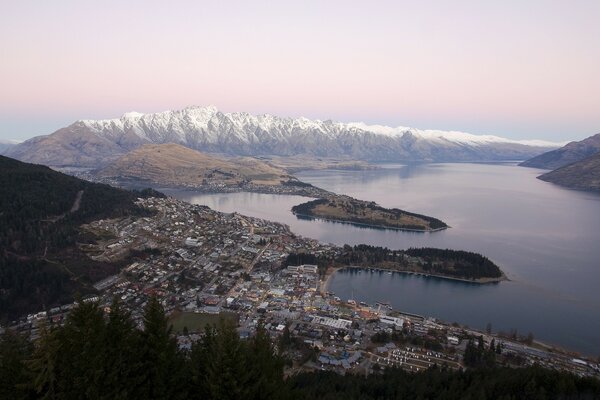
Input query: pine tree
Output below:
<box><xmin>28</xmin><ymin>321</ymin><xmax>60</xmax><ymax>399</ymax></box>
<box><xmin>0</xmin><ymin>330</ymin><xmax>33</xmax><ymax>399</ymax></box>
<box><xmin>189</xmin><ymin>324</ymin><xmax>216</xmax><ymax>399</ymax></box>
<box><xmin>137</xmin><ymin>296</ymin><xmax>187</xmax><ymax>400</ymax></box>
<box><xmin>205</xmin><ymin>319</ymin><xmax>249</xmax><ymax>400</ymax></box>
<box><xmin>101</xmin><ymin>297</ymin><xmax>141</xmax><ymax>399</ymax></box>
<box><xmin>464</xmin><ymin>338</ymin><xmax>478</xmax><ymax>367</ymax></box>
<box><xmin>191</xmin><ymin>319</ymin><xmax>260</xmax><ymax>400</ymax></box>
<box><xmin>484</xmin><ymin>339</ymin><xmax>496</xmax><ymax>368</ymax></box>
<box><xmin>278</xmin><ymin>323</ymin><xmax>292</xmax><ymax>353</ymax></box>
<box><xmin>247</xmin><ymin>322</ymin><xmax>285</xmax><ymax>399</ymax></box>
<box><xmin>55</xmin><ymin>301</ymin><xmax>107</xmax><ymax>398</ymax></box>
<box><xmin>477</xmin><ymin>335</ymin><xmax>484</xmax><ymax>351</ymax></box>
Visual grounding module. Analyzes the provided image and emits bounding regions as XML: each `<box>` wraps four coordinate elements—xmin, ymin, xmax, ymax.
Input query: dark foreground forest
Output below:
<box><xmin>1</xmin><ymin>298</ymin><xmax>598</xmax><ymax>400</ymax></box>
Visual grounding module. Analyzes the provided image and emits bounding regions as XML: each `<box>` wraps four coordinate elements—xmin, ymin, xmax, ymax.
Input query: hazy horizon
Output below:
<box><xmin>1</xmin><ymin>0</ymin><xmax>599</xmax><ymax>142</ymax></box>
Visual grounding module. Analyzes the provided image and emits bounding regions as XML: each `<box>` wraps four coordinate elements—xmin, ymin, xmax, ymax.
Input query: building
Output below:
<box><xmin>380</xmin><ymin>315</ymin><xmax>405</xmax><ymax>329</ymax></box>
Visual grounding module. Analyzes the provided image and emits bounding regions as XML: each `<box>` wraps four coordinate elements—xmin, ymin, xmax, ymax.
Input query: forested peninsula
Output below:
<box><xmin>286</xmin><ymin>245</ymin><xmax>505</xmax><ymax>283</ymax></box>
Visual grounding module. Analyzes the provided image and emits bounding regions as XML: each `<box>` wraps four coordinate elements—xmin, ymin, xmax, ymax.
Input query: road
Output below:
<box><xmin>70</xmin><ymin>190</ymin><xmax>84</xmax><ymax>213</ymax></box>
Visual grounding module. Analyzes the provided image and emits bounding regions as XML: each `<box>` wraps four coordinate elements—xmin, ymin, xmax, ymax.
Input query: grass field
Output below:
<box><xmin>169</xmin><ymin>311</ymin><xmax>238</xmax><ymax>333</ymax></box>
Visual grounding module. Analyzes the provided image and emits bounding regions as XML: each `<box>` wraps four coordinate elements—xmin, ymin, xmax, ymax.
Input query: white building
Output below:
<box><xmin>379</xmin><ymin>315</ymin><xmax>405</xmax><ymax>329</ymax></box>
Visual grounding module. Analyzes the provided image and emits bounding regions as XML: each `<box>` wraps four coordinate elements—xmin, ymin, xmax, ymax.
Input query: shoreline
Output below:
<box><xmin>292</xmin><ymin>212</ymin><xmax>448</xmax><ymax>233</ymax></box>
<box><xmin>85</xmin><ymin>175</ymin><xmax>332</xmax><ymax>199</ymax></box>
<box><xmin>142</xmin><ymin>184</ymin><xmax>330</xmax><ymax>199</ymax></box>
<box><xmin>324</xmin><ymin>265</ymin><xmax>508</xmax><ymax>288</ymax></box>
<box><xmin>320</xmin><ymin>265</ymin><xmax>595</xmax><ymax>360</ymax></box>
<box><xmin>320</xmin><ymin>266</ymin><xmax>341</xmax><ymax>295</ymax></box>
<box><xmin>92</xmin><ymin>175</ymin><xmax>448</xmax><ymax>233</ymax></box>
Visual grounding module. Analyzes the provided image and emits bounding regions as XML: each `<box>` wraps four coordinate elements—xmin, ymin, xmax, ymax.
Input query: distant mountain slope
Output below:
<box><xmin>538</xmin><ymin>152</ymin><xmax>600</xmax><ymax>192</ymax></box>
<box><xmin>0</xmin><ymin>155</ymin><xmax>159</xmax><ymax>320</ymax></box>
<box><xmin>96</xmin><ymin>143</ymin><xmax>291</xmax><ymax>187</ymax></box>
<box><xmin>6</xmin><ymin>106</ymin><xmax>560</xmax><ymax>167</ymax></box>
<box><xmin>0</xmin><ymin>139</ymin><xmax>19</xmax><ymax>155</ymax></box>
<box><xmin>520</xmin><ymin>133</ymin><xmax>600</xmax><ymax>170</ymax></box>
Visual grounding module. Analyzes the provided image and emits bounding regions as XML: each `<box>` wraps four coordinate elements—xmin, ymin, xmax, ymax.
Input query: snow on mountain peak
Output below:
<box><xmin>44</xmin><ymin>105</ymin><xmax>565</xmax><ymax>166</ymax></box>
<box><xmin>73</xmin><ymin>106</ymin><xmax>563</xmax><ymax>148</ymax></box>
<box><xmin>348</xmin><ymin>121</ymin><xmax>566</xmax><ymax>147</ymax></box>
<box><xmin>182</xmin><ymin>105</ymin><xmax>218</xmax><ymax>116</ymax></box>
<box><xmin>122</xmin><ymin>111</ymin><xmax>144</xmax><ymax>120</ymax></box>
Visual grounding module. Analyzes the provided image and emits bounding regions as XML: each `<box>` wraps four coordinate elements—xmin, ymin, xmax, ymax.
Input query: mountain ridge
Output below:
<box><xmin>0</xmin><ymin>139</ymin><xmax>20</xmax><ymax>154</ymax></box>
<box><xmin>7</xmin><ymin>106</ymin><xmax>562</xmax><ymax>167</ymax></box>
<box><xmin>538</xmin><ymin>152</ymin><xmax>600</xmax><ymax>192</ymax></box>
<box><xmin>520</xmin><ymin>133</ymin><xmax>600</xmax><ymax>170</ymax></box>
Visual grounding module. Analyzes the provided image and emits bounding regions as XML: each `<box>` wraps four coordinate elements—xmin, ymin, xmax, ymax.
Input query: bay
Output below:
<box><xmin>165</xmin><ymin>163</ymin><xmax>600</xmax><ymax>356</ymax></box>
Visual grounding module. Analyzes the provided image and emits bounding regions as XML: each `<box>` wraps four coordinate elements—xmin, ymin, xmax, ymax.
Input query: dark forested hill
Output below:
<box><xmin>0</xmin><ymin>155</ymin><xmax>161</xmax><ymax>320</ymax></box>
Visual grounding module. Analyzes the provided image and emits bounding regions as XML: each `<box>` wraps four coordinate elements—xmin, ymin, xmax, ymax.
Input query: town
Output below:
<box><xmin>6</xmin><ymin>196</ymin><xmax>599</xmax><ymax>379</ymax></box>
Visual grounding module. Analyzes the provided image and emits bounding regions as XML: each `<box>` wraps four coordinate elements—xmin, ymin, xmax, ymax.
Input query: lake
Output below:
<box><xmin>164</xmin><ymin>163</ymin><xmax>600</xmax><ymax>356</ymax></box>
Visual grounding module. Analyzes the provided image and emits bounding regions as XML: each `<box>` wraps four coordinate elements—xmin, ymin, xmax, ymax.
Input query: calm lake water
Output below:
<box><xmin>165</xmin><ymin>163</ymin><xmax>600</xmax><ymax>356</ymax></box>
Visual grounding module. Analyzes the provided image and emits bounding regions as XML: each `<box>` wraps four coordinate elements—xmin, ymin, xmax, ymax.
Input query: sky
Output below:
<box><xmin>1</xmin><ymin>0</ymin><xmax>599</xmax><ymax>142</ymax></box>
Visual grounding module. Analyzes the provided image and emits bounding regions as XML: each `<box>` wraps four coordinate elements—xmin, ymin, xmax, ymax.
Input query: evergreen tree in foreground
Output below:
<box><xmin>189</xmin><ymin>320</ymin><xmax>286</xmax><ymax>400</ymax></box>
<box><xmin>1</xmin><ymin>298</ymin><xmax>598</xmax><ymax>399</ymax></box>
<box><xmin>0</xmin><ymin>330</ymin><xmax>33</xmax><ymax>399</ymax></box>
<box><xmin>137</xmin><ymin>297</ymin><xmax>186</xmax><ymax>400</ymax></box>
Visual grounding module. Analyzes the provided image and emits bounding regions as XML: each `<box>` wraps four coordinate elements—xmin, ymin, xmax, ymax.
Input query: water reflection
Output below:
<box><xmin>165</xmin><ymin>163</ymin><xmax>600</xmax><ymax>355</ymax></box>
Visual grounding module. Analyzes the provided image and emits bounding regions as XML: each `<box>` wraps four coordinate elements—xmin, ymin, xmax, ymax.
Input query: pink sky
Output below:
<box><xmin>1</xmin><ymin>0</ymin><xmax>599</xmax><ymax>141</ymax></box>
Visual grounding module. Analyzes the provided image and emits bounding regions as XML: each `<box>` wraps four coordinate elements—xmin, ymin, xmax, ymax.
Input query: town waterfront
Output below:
<box><xmin>166</xmin><ymin>163</ymin><xmax>600</xmax><ymax>356</ymax></box>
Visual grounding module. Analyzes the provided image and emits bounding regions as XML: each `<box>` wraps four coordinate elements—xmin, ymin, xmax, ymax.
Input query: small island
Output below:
<box><xmin>291</xmin><ymin>196</ymin><xmax>448</xmax><ymax>232</ymax></box>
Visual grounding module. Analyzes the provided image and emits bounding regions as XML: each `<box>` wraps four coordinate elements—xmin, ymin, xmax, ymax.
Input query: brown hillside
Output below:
<box><xmin>96</xmin><ymin>143</ymin><xmax>290</xmax><ymax>187</ymax></box>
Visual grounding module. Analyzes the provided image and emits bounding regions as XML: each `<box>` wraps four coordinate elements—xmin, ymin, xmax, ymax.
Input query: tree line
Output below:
<box><xmin>405</xmin><ymin>248</ymin><xmax>502</xmax><ymax>279</ymax></box>
<box><xmin>1</xmin><ymin>298</ymin><xmax>598</xmax><ymax>399</ymax></box>
<box><xmin>0</xmin><ymin>297</ymin><xmax>286</xmax><ymax>400</ymax></box>
<box><xmin>334</xmin><ymin>244</ymin><xmax>503</xmax><ymax>279</ymax></box>
<box><xmin>289</xmin><ymin>366</ymin><xmax>600</xmax><ymax>399</ymax></box>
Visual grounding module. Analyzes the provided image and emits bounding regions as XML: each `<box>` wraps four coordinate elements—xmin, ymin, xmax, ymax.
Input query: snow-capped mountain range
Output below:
<box><xmin>6</xmin><ymin>106</ymin><xmax>562</xmax><ymax>167</ymax></box>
